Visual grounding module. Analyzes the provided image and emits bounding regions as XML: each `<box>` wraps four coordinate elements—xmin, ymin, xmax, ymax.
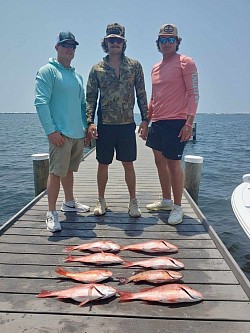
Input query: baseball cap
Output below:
<box><xmin>158</xmin><ymin>24</ymin><xmax>178</xmax><ymax>37</ymax></box>
<box><xmin>105</xmin><ymin>23</ymin><xmax>125</xmax><ymax>39</ymax></box>
<box><xmin>56</xmin><ymin>31</ymin><xmax>79</xmax><ymax>45</ymax></box>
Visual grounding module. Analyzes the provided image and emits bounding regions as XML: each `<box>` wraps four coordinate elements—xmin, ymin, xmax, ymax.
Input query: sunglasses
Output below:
<box><xmin>107</xmin><ymin>37</ymin><xmax>124</xmax><ymax>44</ymax></box>
<box><xmin>60</xmin><ymin>43</ymin><xmax>77</xmax><ymax>49</ymax></box>
<box><xmin>159</xmin><ymin>36</ymin><xmax>176</xmax><ymax>44</ymax></box>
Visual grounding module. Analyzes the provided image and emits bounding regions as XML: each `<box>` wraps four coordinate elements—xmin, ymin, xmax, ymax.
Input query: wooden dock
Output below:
<box><xmin>0</xmin><ymin>137</ymin><xmax>250</xmax><ymax>333</ymax></box>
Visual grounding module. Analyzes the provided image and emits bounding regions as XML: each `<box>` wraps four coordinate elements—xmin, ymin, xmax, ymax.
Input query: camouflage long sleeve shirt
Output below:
<box><xmin>86</xmin><ymin>55</ymin><xmax>148</xmax><ymax>125</ymax></box>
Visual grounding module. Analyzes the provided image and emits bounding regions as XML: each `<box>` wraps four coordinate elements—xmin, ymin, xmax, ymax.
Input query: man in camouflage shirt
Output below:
<box><xmin>86</xmin><ymin>23</ymin><xmax>148</xmax><ymax>217</ymax></box>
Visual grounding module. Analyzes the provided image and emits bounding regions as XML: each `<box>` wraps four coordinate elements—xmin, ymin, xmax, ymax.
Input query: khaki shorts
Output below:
<box><xmin>49</xmin><ymin>136</ymin><xmax>84</xmax><ymax>177</ymax></box>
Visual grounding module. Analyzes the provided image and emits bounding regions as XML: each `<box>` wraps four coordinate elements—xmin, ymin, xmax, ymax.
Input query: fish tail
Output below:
<box><xmin>123</xmin><ymin>261</ymin><xmax>133</xmax><ymax>268</ymax></box>
<box><xmin>36</xmin><ymin>289</ymin><xmax>55</xmax><ymax>298</ymax></box>
<box><xmin>118</xmin><ymin>290</ymin><xmax>134</xmax><ymax>302</ymax></box>
<box><xmin>55</xmin><ymin>266</ymin><xmax>69</xmax><ymax>277</ymax></box>
<box><xmin>64</xmin><ymin>245</ymin><xmax>75</xmax><ymax>252</ymax></box>
<box><xmin>64</xmin><ymin>255</ymin><xmax>76</xmax><ymax>262</ymax></box>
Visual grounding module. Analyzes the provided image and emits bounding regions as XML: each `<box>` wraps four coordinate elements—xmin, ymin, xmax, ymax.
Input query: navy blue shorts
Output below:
<box><xmin>146</xmin><ymin>120</ymin><xmax>186</xmax><ymax>160</ymax></box>
<box><xmin>96</xmin><ymin>123</ymin><xmax>137</xmax><ymax>164</ymax></box>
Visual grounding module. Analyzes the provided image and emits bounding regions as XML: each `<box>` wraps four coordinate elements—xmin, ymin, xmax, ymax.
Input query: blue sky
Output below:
<box><xmin>1</xmin><ymin>0</ymin><xmax>250</xmax><ymax>114</ymax></box>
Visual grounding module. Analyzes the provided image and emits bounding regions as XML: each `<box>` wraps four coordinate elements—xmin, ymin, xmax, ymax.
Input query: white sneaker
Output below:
<box><xmin>94</xmin><ymin>198</ymin><xmax>107</xmax><ymax>216</ymax></box>
<box><xmin>168</xmin><ymin>204</ymin><xmax>184</xmax><ymax>225</ymax></box>
<box><xmin>147</xmin><ymin>198</ymin><xmax>173</xmax><ymax>211</ymax></box>
<box><xmin>128</xmin><ymin>198</ymin><xmax>141</xmax><ymax>218</ymax></box>
<box><xmin>46</xmin><ymin>211</ymin><xmax>61</xmax><ymax>232</ymax></box>
<box><xmin>61</xmin><ymin>199</ymin><xmax>90</xmax><ymax>213</ymax></box>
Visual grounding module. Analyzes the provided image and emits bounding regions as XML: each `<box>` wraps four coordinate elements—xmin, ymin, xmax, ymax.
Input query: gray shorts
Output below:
<box><xmin>49</xmin><ymin>136</ymin><xmax>84</xmax><ymax>177</ymax></box>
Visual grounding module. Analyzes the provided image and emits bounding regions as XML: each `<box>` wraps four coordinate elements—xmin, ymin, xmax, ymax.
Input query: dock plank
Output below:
<box><xmin>1</xmin><ymin>314</ymin><xmax>249</xmax><ymax>333</ymax></box>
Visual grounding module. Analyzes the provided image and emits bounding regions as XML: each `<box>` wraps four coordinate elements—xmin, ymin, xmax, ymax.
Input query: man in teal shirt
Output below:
<box><xmin>35</xmin><ymin>31</ymin><xmax>90</xmax><ymax>232</ymax></box>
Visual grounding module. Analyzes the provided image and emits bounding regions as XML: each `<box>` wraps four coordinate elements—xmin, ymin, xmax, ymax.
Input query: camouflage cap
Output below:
<box><xmin>105</xmin><ymin>23</ymin><xmax>125</xmax><ymax>39</ymax></box>
<box><xmin>158</xmin><ymin>24</ymin><xmax>178</xmax><ymax>37</ymax></box>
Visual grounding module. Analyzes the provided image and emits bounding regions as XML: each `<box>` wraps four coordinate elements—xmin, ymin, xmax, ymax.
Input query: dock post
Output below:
<box><xmin>184</xmin><ymin>155</ymin><xmax>203</xmax><ymax>203</ymax></box>
<box><xmin>192</xmin><ymin>122</ymin><xmax>197</xmax><ymax>142</ymax></box>
<box><xmin>31</xmin><ymin>153</ymin><xmax>49</xmax><ymax>196</ymax></box>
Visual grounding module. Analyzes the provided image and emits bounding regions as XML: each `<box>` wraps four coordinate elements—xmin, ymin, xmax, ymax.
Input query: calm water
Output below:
<box><xmin>0</xmin><ymin>113</ymin><xmax>249</xmax><ymax>280</ymax></box>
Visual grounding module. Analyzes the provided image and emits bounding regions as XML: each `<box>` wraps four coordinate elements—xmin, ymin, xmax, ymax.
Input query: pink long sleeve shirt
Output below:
<box><xmin>149</xmin><ymin>54</ymin><xmax>199</xmax><ymax>121</ymax></box>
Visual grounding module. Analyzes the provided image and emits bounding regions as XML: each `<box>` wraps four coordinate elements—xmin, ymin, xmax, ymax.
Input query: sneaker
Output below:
<box><xmin>128</xmin><ymin>198</ymin><xmax>141</xmax><ymax>218</ymax></box>
<box><xmin>93</xmin><ymin>198</ymin><xmax>107</xmax><ymax>216</ymax></box>
<box><xmin>46</xmin><ymin>211</ymin><xmax>61</xmax><ymax>232</ymax></box>
<box><xmin>61</xmin><ymin>199</ymin><xmax>90</xmax><ymax>213</ymax></box>
<box><xmin>146</xmin><ymin>198</ymin><xmax>173</xmax><ymax>211</ymax></box>
<box><xmin>168</xmin><ymin>204</ymin><xmax>184</xmax><ymax>225</ymax></box>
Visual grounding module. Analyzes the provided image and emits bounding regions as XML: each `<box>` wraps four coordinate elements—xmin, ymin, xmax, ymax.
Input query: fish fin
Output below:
<box><xmin>91</xmin><ymin>247</ymin><xmax>101</xmax><ymax>252</ymax></box>
<box><xmin>36</xmin><ymin>289</ymin><xmax>53</xmax><ymax>298</ymax></box>
<box><xmin>64</xmin><ymin>255</ymin><xmax>75</xmax><ymax>262</ymax></box>
<box><xmin>64</xmin><ymin>245</ymin><xmax>76</xmax><ymax>252</ymax></box>
<box><xmin>123</xmin><ymin>261</ymin><xmax>133</xmax><ymax>268</ymax></box>
<box><xmin>55</xmin><ymin>266</ymin><xmax>68</xmax><ymax>277</ymax></box>
<box><xmin>151</xmin><ymin>247</ymin><xmax>160</xmax><ymax>252</ymax></box>
<box><xmin>79</xmin><ymin>299</ymin><xmax>90</xmax><ymax>306</ymax></box>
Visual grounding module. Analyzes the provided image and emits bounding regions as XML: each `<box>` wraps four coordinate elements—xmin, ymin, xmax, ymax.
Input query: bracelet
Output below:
<box><xmin>185</xmin><ymin>123</ymin><xmax>193</xmax><ymax>128</ymax></box>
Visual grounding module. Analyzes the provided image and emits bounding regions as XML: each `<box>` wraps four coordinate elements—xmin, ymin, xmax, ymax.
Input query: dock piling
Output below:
<box><xmin>192</xmin><ymin>122</ymin><xmax>197</xmax><ymax>141</ymax></box>
<box><xmin>31</xmin><ymin>153</ymin><xmax>49</xmax><ymax>196</ymax></box>
<box><xmin>184</xmin><ymin>155</ymin><xmax>203</xmax><ymax>203</ymax></box>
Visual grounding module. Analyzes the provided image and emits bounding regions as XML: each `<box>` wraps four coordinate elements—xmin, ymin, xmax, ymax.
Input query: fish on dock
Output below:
<box><xmin>55</xmin><ymin>267</ymin><xmax>113</xmax><ymax>283</ymax></box>
<box><xmin>37</xmin><ymin>283</ymin><xmax>117</xmax><ymax>306</ymax></box>
<box><xmin>118</xmin><ymin>269</ymin><xmax>183</xmax><ymax>285</ymax></box>
<box><xmin>65</xmin><ymin>252</ymin><xmax>124</xmax><ymax>265</ymax></box>
<box><xmin>123</xmin><ymin>256</ymin><xmax>184</xmax><ymax>270</ymax></box>
<box><xmin>65</xmin><ymin>240</ymin><xmax>121</xmax><ymax>253</ymax></box>
<box><xmin>118</xmin><ymin>284</ymin><xmax>203</xmax><ymax>304</ymax></box>
<box><xmin>120</xmin><ymin>240</ymin><xmax>178</xmax><ymax>253</ymax></box>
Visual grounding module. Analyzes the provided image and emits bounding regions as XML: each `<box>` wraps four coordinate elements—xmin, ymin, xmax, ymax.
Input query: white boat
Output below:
<box><xmin>231</xmin><ymin>174</ymin><xmax>250</xmax><ymax>239</ymax></box>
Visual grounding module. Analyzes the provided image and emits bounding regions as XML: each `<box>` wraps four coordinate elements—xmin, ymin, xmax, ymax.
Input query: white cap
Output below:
<box><xmin>184</xmin><ymin>155</ymin><xmax>203</xmax><ymax>164</ymax></box>
<box><xmin>31</xmin><ymin>153</ymin><xmax>49</xmax><ymax>161</ymax></box>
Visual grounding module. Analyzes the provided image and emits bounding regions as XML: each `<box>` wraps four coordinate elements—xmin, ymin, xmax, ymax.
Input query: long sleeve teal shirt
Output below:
<box><xmin>35</xmin><ymin>58</ymin><xmax>87</xmax><ymax>139</ymax></box>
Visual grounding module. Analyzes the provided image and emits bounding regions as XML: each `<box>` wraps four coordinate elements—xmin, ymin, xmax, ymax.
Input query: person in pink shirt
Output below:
<box><xmin>146</xmin><ymin>23</ymin><xmax>199</xmax><ymax>225</ymax></box>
